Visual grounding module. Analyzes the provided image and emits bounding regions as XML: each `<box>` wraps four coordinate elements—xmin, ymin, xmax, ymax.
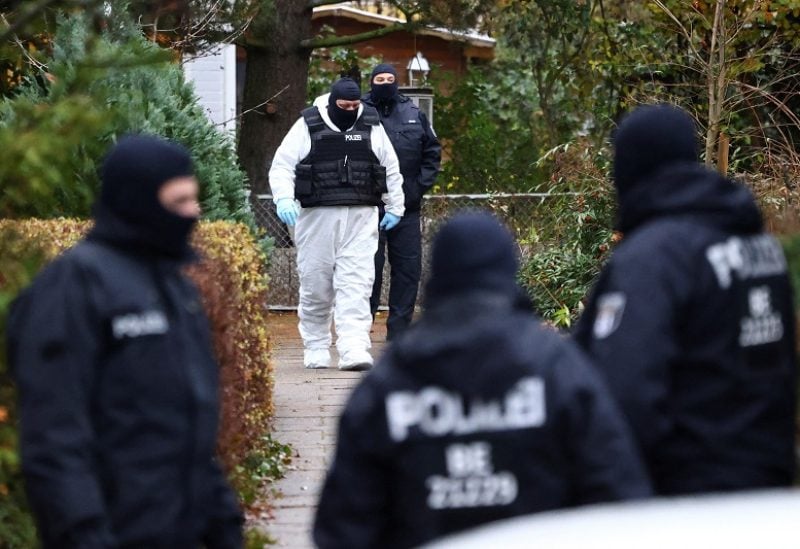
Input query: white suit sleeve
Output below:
<box><xmin>268</xmin><ymin>117</ymin><xmax>311</xmax><ymax>204</ymax></box>
<box><xmin>370</xmin><ymin>124</ymin><xmax>405</xmax><ymax>218</ymax></box>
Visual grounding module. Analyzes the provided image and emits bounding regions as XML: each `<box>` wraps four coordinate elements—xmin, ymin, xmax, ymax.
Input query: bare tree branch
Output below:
<box><xmin>705</xmin><ymin>0</ymin><xmax>726</xmax><ymax>168</ymax></box>
<box><xmin>168</xmin><ymin>0</ymin><xmax>256</xmax><ymax>56</ymax></box>
<box><xmin>0</xmin><ymin>13</ymin><xmax>48</xmax><ymax>71</ymax></box>
<box><xmin>215</xmin><ymin>84</ymin><xmax>291</xmax><ymax>127</ymax></box>
<box><xmin>652</xmin><ymin>0</ymin><xmax>706</xmax><ymax>68</ymax></box>
<box><xmin>736</xmin><ymin>80</ymin><xmax>800</xmax><ymax>129</ymax></box>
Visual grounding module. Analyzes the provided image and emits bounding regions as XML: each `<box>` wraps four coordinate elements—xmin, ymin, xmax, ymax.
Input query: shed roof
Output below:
<box><xmin>312</xmin><ymin>5</ymin><xmax>496</xmax><ymax>49</ymax></box>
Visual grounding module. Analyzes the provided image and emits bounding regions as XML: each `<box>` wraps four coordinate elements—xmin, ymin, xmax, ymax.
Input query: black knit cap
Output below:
<box><xmin>370</xmin><ymin>63</ymin><xmax>397</xmax><ymax>79</ymax></box>
<box><xmin>425</xmin><ymin>211</ymin><xmax>519</xmax><ymax>304</ymax></box>
<box><xmin>329</xmin><ymin>77</ymin><xmax>362</xmax><ymax>102</ymax></box>
<box><xmin>613</xmin><ymin>103</ymin><xmax>699</xmax><ymax>192</ymax></box>
<box><xmin>100</xmin><ymin>134</ymin><xmax>194</xmax><ymax>220</ymax></box>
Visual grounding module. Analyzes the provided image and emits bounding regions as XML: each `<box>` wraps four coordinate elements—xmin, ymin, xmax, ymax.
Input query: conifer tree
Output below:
<box><xmin>0</xmin><ymin>8</ymin><xmax>253</xmax><ymax>226</ymax></box>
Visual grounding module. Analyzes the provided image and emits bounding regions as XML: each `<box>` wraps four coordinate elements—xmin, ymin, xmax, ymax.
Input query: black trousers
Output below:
<box><xmin>370</xmin><ymin>210</ymin><xmax>422</xmax><ymax>340</ymax></box>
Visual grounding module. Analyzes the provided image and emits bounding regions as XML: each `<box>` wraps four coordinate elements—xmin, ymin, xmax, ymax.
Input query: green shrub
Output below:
<box><xmin>0</xmin><ymin>219</ymin><xmax>274</xmax><ymax>544</ymax></box>
<box><xmin>516</xmin><ymin>141</ymin><xmax>616</xmax><ymax>327</ymax></box>
<box><xmin>0</xmin><ymin>92</ymin><xmax>110</xmax><ymax>219</ymax></box>
<box><xmin>433</xmin><ymin>65</ymin><xmax>545</xmax><ymax>194</ymax></box>
<box><xmin>515</xmin><ymin>143</ymin><xmax>800</xmax><ymax>328</ymax></box>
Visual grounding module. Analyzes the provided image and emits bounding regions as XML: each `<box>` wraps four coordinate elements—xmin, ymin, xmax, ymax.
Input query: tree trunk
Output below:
<box><xmin>705</xmin><ymin>0</ymin><xmax>726</xmax><ymax>168</ymax></box>
<box><xmin>716</xmin><ymin>132</ymin><xmax>729</xmax><ymax>174</ymax></box>
<box><xmin>237</xmin><ymin>1</ymin><xmax>312</xmax><ymax>195</ymax></box>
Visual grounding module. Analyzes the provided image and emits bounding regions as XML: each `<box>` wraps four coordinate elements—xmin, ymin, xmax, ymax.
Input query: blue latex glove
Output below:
<box><xmin>276</xmin><ymin>198</ymin><xmax>299</xmax><ymax>226</ymax></box>
<box><xmin>379</xmin><ymin>212</ymin><xmax>401</xmax><ymax>231</ymax></box>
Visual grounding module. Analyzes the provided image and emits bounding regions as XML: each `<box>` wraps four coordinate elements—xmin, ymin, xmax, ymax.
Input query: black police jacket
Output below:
<box><xmin>314</xmin><ymin>292</ymin><xmax>651</xmax><ymax>549</ymax></box>
<box><xmin>363</xmin><ymin>93</ymin><xmax>441</xmax><ymax>212</ymax></box>
<box><xmin>7</xmin><ymin>238</ymin><xmax>243</xmax><ymax>548</ymax></box>
<box><xmin>574</xmin><ymin>163</ymin><xmax>797</xmax><ymax>495</ymax></box>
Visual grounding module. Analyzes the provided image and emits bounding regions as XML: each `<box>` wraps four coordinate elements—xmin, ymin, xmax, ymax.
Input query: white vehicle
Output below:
<box><xmin>425</xmin><ymin>489</ymin><xmax>800</xmax><ymax>549</ymax></box>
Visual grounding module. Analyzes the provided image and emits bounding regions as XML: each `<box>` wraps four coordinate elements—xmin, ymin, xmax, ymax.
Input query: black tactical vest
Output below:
<box><xmin>294</xmin><ymin>105</ymin><xmax>388</xmax><ymax>208</ymax></box>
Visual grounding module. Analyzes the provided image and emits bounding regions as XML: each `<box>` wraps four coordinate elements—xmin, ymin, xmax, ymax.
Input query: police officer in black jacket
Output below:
<box><xmin>314</xmin><ymin>212</ymin><xmax>651</xmax><ymax>549</ymax></box>
<box><xmin>365</xmin><ymin>63</ymin><xmax>442</xmax><ymax>340</ymax></box>
<box><xmin>575</xmin><ymin>104</ymin><xmax>797</xmax><ymax>495</ymax></box>
<box><xmin>7</xmin><ymin>135</ymin><xmax>243</xmax><ymax>548</ymax></box>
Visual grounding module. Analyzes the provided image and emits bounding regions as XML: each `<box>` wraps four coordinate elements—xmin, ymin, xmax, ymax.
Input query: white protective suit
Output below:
<box><xmin>269</xmin><ymin>94</ymin><xmax>405</xmax><ymax>367</ymax></box>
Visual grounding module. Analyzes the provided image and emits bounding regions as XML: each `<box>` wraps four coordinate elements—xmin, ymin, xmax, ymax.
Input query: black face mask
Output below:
<box><xmin>329</xmin><ymin>105</ymin><xmax>359</xmax><ymax>132</ymax></box>
<box><xmin>90</xmin><ymin>203</ymin><xmax>198</xmax><ymax>260</ymax></box>
<box><xmin>371</xmin><ymin>82</ymin><xmax>398</xmax><ymax>103</ymax></box>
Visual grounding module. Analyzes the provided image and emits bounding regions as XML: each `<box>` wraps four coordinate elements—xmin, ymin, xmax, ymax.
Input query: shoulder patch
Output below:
<box><xmin>592</xmin><ymin>292</ymin><xmax>626</xmax><ymax>339</ymax></box>
<box><xmin>739</xmin><ymin>285</ymin><xmax>784</xmax><ymax>347</ymax></box>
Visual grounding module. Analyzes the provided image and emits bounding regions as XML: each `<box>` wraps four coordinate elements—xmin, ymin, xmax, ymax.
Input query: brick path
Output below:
<box><xmin>257</xmin><ymin>312</ymin><xmax>388</xmax><ymax>547</ymax></box>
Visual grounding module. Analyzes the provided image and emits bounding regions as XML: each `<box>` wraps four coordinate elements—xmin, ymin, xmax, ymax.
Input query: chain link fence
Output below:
<box><xmin>253</xmin><ymin>193</ymin><xmax>578</xmax><ymax>309</ymax></box>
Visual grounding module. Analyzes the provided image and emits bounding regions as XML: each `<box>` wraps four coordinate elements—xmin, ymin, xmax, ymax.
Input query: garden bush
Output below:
<box><xmin>186</xmin><ymin>222</ymin><xmax>274</xmax><ymax>471</ymax></box>
<box><xmin>515</xmin><ymin>140</ymin><xmax>616</xmax><ymax>327</ymax></box>
<box><xmin>0</xmin><ymin>10</ymin><xmax>252</xmax><ymax>226</ymax></box>
<box><xmin>432</xmin><ymin>65</ymin><xmax>545</xmax><ymax>194</ymax></box>
<box><xmin>0</xmin><ymin>218</ymin><xmax>274</xmax><ymax>546</ymax></box>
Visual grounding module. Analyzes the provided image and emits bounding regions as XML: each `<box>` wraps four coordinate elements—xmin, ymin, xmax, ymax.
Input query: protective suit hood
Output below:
<box><xmin>312</xmin><ymin>93</ymin><xmax>364</xmax><ymax>132</ymax></box>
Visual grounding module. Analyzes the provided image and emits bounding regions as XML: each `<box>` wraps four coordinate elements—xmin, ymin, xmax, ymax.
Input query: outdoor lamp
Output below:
<box><xmin>407</xmin><ymin>51</ymin><xmax>430</xmax><ymax>87</ymax></box>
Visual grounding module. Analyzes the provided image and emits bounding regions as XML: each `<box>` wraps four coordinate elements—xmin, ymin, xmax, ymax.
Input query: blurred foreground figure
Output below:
<box><xmin>7</xmin><ymin>135</ymin><xmax>243</xmax><ymax>548</ymax></box>
<box><xmin>575</xmin><ymin>104</ymin><xmax>797</xmax><ymax>494</ymax></box>
<box><xmin>314</xmin><ymin>212</ymin><xmax>651</xmax><ymax>549</ymax></box>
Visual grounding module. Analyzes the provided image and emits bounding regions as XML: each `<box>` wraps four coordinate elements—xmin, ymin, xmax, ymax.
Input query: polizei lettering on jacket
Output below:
<box><xmin>112</xmin><ymin>310</ymin><xmax>168</xmax><ymax>339</ymax></box>
<box><xmin>706</xmin><ymin>234</ymin><xmax>787</xmax><ymax>289</ymax></box>
<box><xmin>385</xmin><ymin>377</ymin><xmax>546</xmax><ymax>442</ymax></box>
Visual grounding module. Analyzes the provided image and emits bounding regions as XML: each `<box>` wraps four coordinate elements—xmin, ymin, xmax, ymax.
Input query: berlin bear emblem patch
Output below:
<box><xmin>593</xmin><ymin>292</ymin><xmax>626</xmax><ymax>339</ymax></box>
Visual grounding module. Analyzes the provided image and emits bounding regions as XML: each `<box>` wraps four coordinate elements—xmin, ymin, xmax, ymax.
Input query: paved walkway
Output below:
<box><xmin>258</xmin><ymin>312</ymin><xmax>388</xmax><ymax>548</ymax></box>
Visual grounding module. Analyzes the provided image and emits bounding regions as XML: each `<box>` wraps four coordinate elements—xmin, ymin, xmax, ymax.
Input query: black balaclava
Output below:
<box><xmin>424</xmin><ymin>211</ymin><xmax>519</xmax><ymax>306</ymax></box>
<box><xmin>327</xmin><ymin>77</ymin><xmax>362</xmax><ymax>131</ymax></box>
<box><xmin>370</xmin><ymin>63</ymin><xmax>399</xmax><ymax>104</ymax></box>
<box><xmin>613</xmin><ymin>103</ymin><xmax>699</xmax><ymax>194</ymax></box>
<box><xmin>89</xmin><ymin>134</ymin><xmax>198</xmax><ymax>259</ymax></box>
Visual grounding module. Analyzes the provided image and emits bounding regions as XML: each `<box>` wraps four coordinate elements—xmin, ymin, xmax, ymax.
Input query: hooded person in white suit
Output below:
<box><xmin>269</xmin><ymin>77</ymin><xmax>405</xmax><ymax>370</ymax></box>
